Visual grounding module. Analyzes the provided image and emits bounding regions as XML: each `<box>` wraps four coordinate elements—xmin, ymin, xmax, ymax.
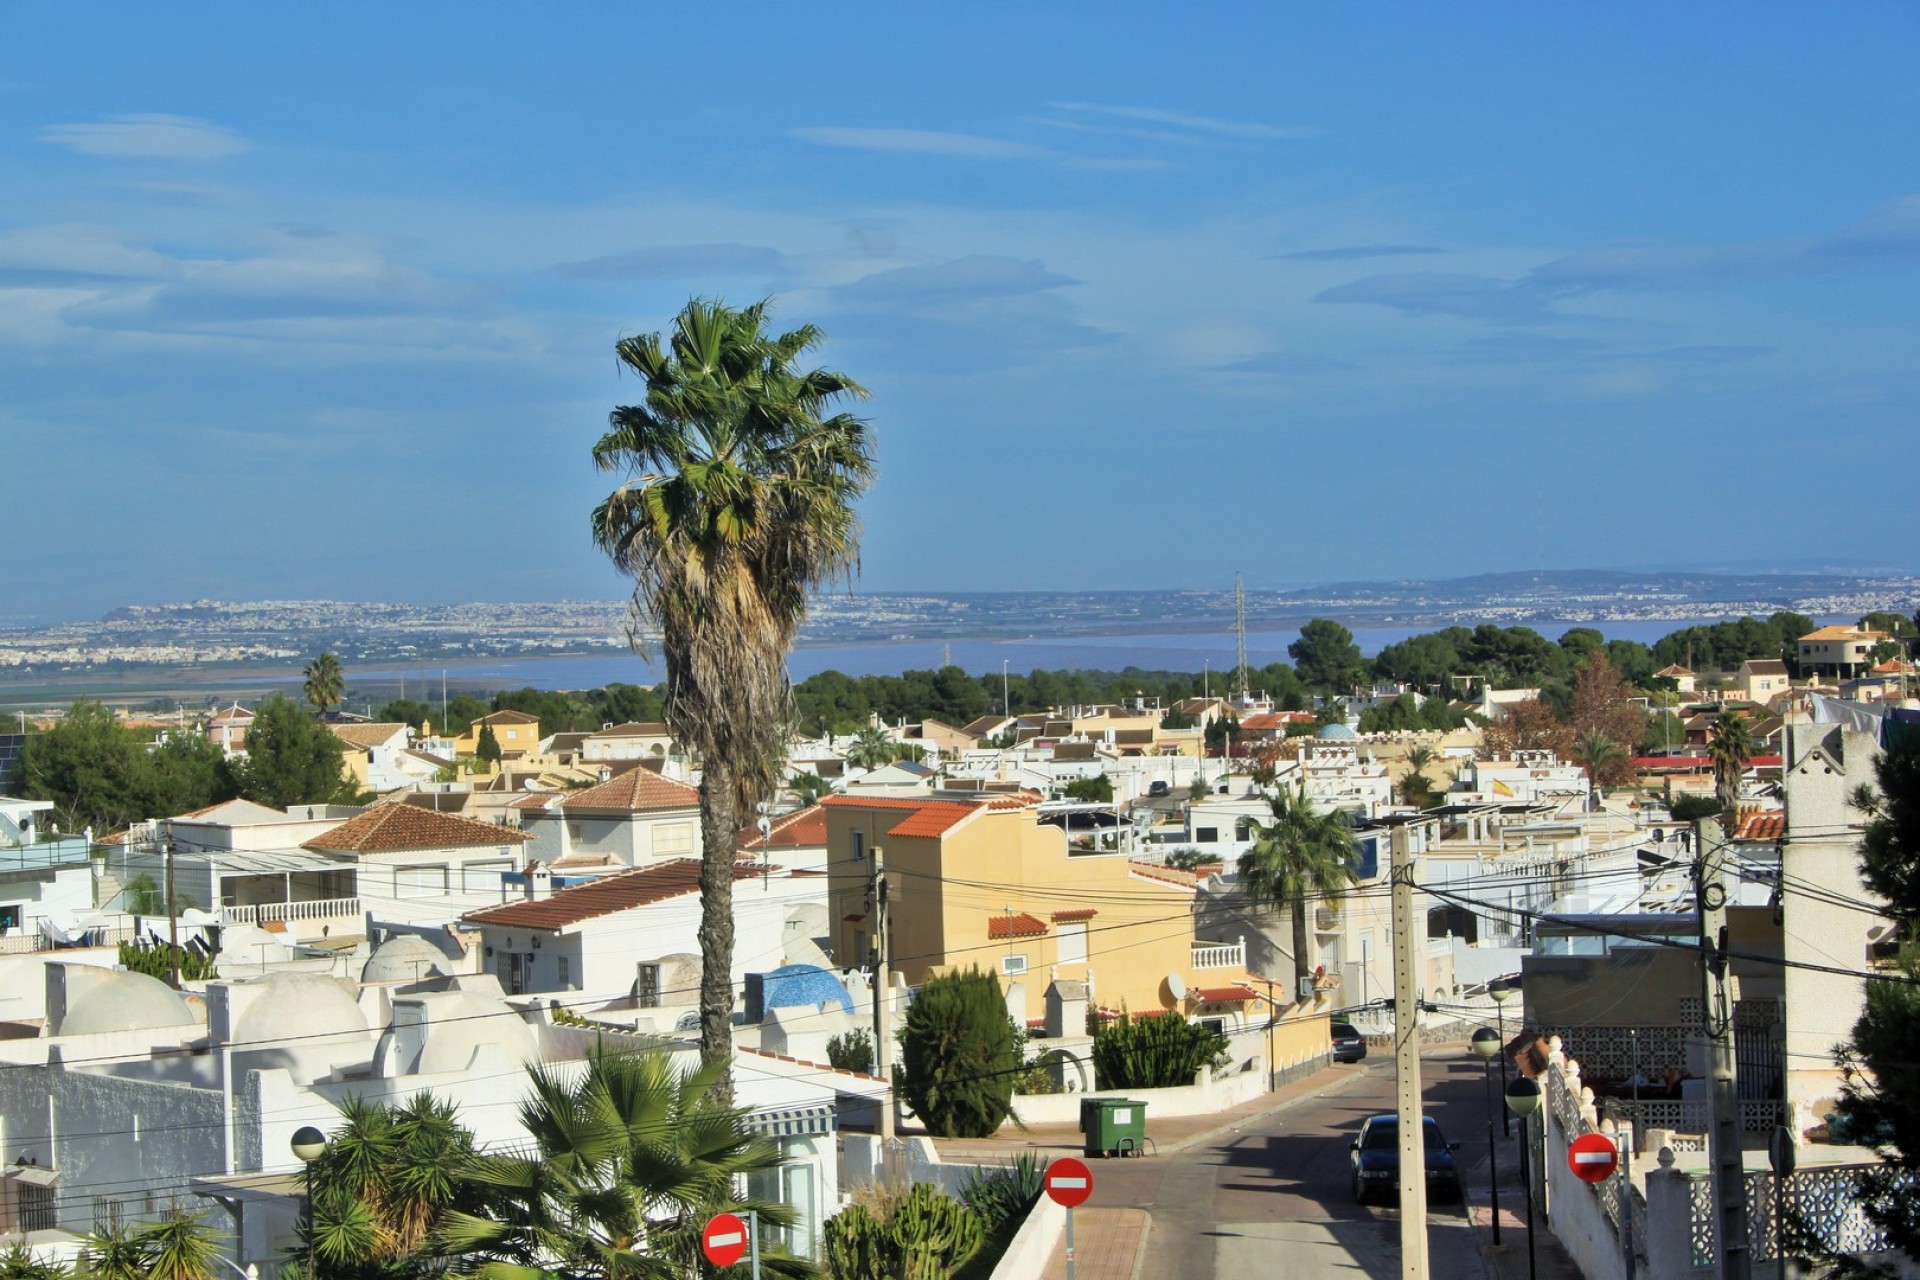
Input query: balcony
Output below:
<box><xmin>1191</xmin><ymin>938</ymin><xmax>1245</xmax><ymax>970</ymax></box>
<box><xmin>222</xmin><ymin>897</ymin><xmax>362</xmax><ymax>926</ymax></box>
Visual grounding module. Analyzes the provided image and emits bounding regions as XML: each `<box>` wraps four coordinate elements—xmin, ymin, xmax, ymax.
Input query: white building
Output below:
<box><xmin>512</xmin><ymin>768</ymin><xmax>703</xmax><ymax>871</ymax></box>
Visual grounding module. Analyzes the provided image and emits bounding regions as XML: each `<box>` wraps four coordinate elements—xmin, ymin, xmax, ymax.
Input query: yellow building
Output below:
<box><xmin>823</xmin><ymin>793</ymin><xmax>1265</xmax><ymax>1028</ymax></box>
<box><xmin>454</xmin><ymin>709</ymin><xmax>541</xmax><ymax>759</ymax></box>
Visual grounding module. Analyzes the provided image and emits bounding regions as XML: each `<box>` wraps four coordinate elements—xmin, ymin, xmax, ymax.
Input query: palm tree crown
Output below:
<box><xmin>590</xmin><ymin>297</ymin><xmax>872</xmax><ymax>1071</ymax></box>
<box><xmin>1237</xmin><ymin>786</ymin><xmax>1358</xmax><ymax>999</ymax></box>
<box><xmin>304</xmin><ymin>651</ymin><xmax>345</xmax><ymax>718</ymax></box>
<box><xmin>1710</xmin><ymin>711</ymin><xmax>1755</xmax><ymax>823</ymax></box>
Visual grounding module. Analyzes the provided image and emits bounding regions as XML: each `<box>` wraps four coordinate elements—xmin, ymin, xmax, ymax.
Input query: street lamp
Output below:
<box><xmin>291</xmin><ymin>1126</ymin><xmax>326</xmax><ymax>1280</ymax></box>
<box><xmin>1471</xmin><ymin>1028</ymin><xmax>1503</xmax><ymax>1246</ymax></box>
<box><xmin>1490</xmin><ymin>979</ymin><xmax>1516</xmax><ymax>1136</ymax></box>
<box><xmin>1505</xmin><ymin>1077</ymin><xmax>1542</xmax><ymax>1280</ymax></box>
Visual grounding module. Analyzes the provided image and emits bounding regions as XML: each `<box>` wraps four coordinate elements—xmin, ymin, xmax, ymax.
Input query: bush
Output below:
<box><xmin>960</xmin><ymin>1152</ymin><xmax>1049</xmax><ymax>1235</ymax></box>
<box><xmin>901</xmin><ymin>968</ymin><xmax>1018</xmax><ymax>1138</ymax></box>
<box><xmin>1668</xmin><ymin>794</ymin><xmax>1724</xmax><ymax>822</ymax></box>
<box><xmin>118</xmin><ymin>940</ymin><xmax>217</xmax><ymax>982</ymax></box>
<box><xmin>1091</xmin><ymin>1008</ymin><xmax>1228</xmax><ymax>1089</ymax></box>
<box><xmin>825</xmin><ymin>1182</ymin><xmax>985</xmax><ymax>1279</ymax></box>
<box><xmin>828</xmin><ymin>1027</ymin><xmax>875</xmax><ymax>1075</ymax></box>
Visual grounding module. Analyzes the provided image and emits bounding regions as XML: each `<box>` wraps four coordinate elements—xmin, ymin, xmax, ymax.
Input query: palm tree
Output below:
<box><xmin>591</xmin><ymin>298</ymin><xmax>873</xmax><ymax>1070</ymax></box>
<box><xmin>1572</xmin><ymin>730</ymin><xmax>1627</xmax><ymax>789</ymax></box>
<box><xmin>437</xmin><ymin>1047</ymin><xmax>813</xmax><ymax>1279</ymax></box>
<box><xmin>787</xmin><ymin>771</ymin><xmax>833</xmax><ymax>805</ymax></box>
<box><xmin>846</xmin><ymin>725</ymin><xmax>898</xmax><ymax>771</ymax></box>
<box><xmin>82</xmin><ymin>1211</ymin><xmax>221</xmax><ymax>1280</ymax></box>
<box><xmin>0</xmin><ymin>1241</ymin><xmax>67</xmax><ymax>1280</ymax></box>
<box><xmin>304</xmin><ymin>651</ymin><xmax>346</xmax><ymax>718</ymax></box>
<box><xmin>1237</xmin><ymin>785</ymin><xmax>1358</xmax><ymax>1000</ymax></box>
<box><xmin>305</xmin><ymin>1093</ymin><xmax>478</xmax><ymax>1279</ymax></box>
<box><xmin>1710</xmin><ymin>711</ymin><xmax>1754</xmax><ymax>826</ymax></box>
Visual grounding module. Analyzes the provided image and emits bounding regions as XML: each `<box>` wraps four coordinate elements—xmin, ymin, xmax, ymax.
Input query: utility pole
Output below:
<box><xmin>870</xmin><ymin>844</ymin><xmax>895</xmax><ymax>1143</ymax></box>
<box><xmin>164</xmin><ymin>834</ymin><xmax>180</xmax><ymax>990</ymax></box>
<box><xmin>1390</xmin><ymin>822</ymin><xmax>1430</xmax><ymax>1279</ymax></box>
<box><xmin>1696</xmin><ymin>820</ymin><xmax>1751</xmax><ymax>1280</ymax></box>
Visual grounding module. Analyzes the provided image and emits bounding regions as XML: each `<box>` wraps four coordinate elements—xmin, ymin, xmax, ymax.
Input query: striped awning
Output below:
<box><xmin>743</xmin><ymin>1102</ymin><xmax>837</xmax><ymax>1138</ymax></box>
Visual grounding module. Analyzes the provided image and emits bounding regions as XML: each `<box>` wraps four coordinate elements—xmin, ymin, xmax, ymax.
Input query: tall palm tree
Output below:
<box><xmin>1237</xmin><ymin>785</ymin><xmax>1358</xmax><ymax>1001</ymax></box>
<box><xmin>1572</xmin><ymin>730</ymin><xmax>1627</xmax><ymax>789</ymax></box>
<box><xmin>304</xmin><ymin>651</ymin><xmax>346</xmax><ymax>718</ymax></box>
<box><xmin>305</xmin><ymin>1093</ymin><xmax>478</xmax><ymax>1279</ymax></box>
<box><xmin>591</xmin><ymin>298</ymin><xmax>873</xmax><ymax>1070</ymax></box>
<box><xmin>437</xmin><ymin>1048</ymin><xmax>813</xmax><ymax>1279</ymax></box>
<box><xmin>1710</xmin><ymin>711</ymin><xmax>1754</xmax><ymax>826</ymax></box>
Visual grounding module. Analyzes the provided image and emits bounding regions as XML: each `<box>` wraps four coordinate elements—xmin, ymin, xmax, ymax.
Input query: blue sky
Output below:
<box><xmin>5</xmin><ymin>4</ymin><xmax>1919</xmax><ymax>621</ymax></box>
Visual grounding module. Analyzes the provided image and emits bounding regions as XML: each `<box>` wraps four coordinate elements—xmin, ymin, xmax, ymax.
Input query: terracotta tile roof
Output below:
<box><xmin>463</xmin><ymin>858</ymin><xmax>766</xmax><ymax>929</ymax></box>
<box><xmin>739</xmin><ymin>805</ymin><xmax>827</xmax><ymax>852</ymax></box>
<box><xmin>330</xmin><ymin>722</ymin><xmax>409</xmax><ymax>750</ymax></box>
<box><xmin>1655</xmin><ymin>664</ymin><xmax>1695</xmax><ymax>677</ymax></box>
<box><xmin>1801</xmin><ymin>625</ymin><xmax>1888</xmax><ymax>642</ymax></box>
<box><xmin>305</xmin><ymin>802</ymin><xmax>529</xmax><ymax>853</ymax></box>
<box><xmin>1052</xmin><ymin>908</ymin><xmax>1098</xmax><ymax>922</ymax></box>
<box><xmin>1128</xmin><ymin>860</ymin><xmax>1201</xmax><ymax>890</ymax></box>
<box><xmin>984</xmin><ymin>791</ymin><xmax>1043</xmax><ymax>810</ymax></box>
<box><xmin>559</xmin><ymin>770</ymin><xmax>700</xmax><ymax>813</ymax></box>
<box><xmin>1740</xmin><ymin>659</ymin><xmax>1789</xmax><ymax>676</ymax></box>
<box><xmin>821</xmin><ymin>794</ymin><xmax>985</xmax><ymax>839</ymax></box>
<box><xmin>1872</xmin><ymin>659</ymin><xmax>1916</xmax><ymax>675</ymax></box>
<box><xmin>474</xmin><ymin>710</ymin><xmax>541</xmax><ymax>725</ymax></box>
<box><xmin>1736</xmin><ymin>811</ymin><xmax>1786</xmax><ymax>842</ymax></box>
<box><xmin>1194</xmin><ymin>984</ymin><xmax>1259</xmax><ymax>1003</ymax></box>
<box><xmin>987</xmin><ymin>912</ymin><xmax>1047</xmax><ymax>940</ymax></box>
<box><xmin>588</xmin><ymin>721</ymin><xmax>670</xmax><ymax>737</ymax></box>
<box><xmin>737</xmin><ymin>1044</ymin><xmax>884</xmax><ymax>1083</ymax></box>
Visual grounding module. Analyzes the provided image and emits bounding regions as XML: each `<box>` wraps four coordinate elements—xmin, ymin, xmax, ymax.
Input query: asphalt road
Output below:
<box><xmin>1088</xmin><ymin>1047</ymin><xmax>1504</xmax><ymax>1279</ymax></box>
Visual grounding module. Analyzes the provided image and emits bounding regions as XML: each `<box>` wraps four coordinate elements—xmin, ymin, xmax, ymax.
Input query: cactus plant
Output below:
<box><xmin>823</xmin><ymin>1185</ymin><xmax>985</xmax><ymax>1279</ymax></box>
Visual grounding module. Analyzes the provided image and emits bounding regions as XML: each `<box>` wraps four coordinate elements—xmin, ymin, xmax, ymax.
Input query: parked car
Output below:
<box><xmin>1147</xmin><ymin>780</ymin><xmax>1170</xmax><ymax>796</ymax></box>
<box><xmin>1349</xmin><ymin>1114</ymin><xmax>1462</xmax><ymax>1204</ymax></box>
<box><xmin>1330</xmin><ymin>1021</ymin><xmax>1367</xmax><ymax>1063</ymax></box>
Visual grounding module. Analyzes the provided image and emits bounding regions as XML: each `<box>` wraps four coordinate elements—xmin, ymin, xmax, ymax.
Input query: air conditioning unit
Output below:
<box><xmin>1298</xmin><ymin>976</ymin><xmax>1317</xmax><ymax>1001</ymax></box>
<box><xmin>1002</xmin><ymin>955</ymin><xmax>1029</xmax><ymax>976</ymax></box>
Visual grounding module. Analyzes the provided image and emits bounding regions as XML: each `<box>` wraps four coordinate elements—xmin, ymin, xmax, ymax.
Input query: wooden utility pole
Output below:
<box><xmin>1390</xmin><ymin>823</ymin><xmax>1430</xmax><ymax>1279</ymax></box>
<box><xmin>1696</xmin><ymin>821</ymin><xmax>1751</xmax><ymax>1280</ymax></box>
<box><xmin>870</xmin><ymin>844</ymin><xmax>895</xmax><ymax>1143</ymax></box>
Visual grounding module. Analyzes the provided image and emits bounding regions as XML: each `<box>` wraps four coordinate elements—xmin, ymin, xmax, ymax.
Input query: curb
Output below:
<box><xmin>1128</xmin><ymin>1213</ymin><xmax>1153</xmax><ymax>1280</ymax></box>
<box><xmin>1157</xmin><ymin>1061</ymin><xmax>1382</xmax><ymax>1155</ymax></box>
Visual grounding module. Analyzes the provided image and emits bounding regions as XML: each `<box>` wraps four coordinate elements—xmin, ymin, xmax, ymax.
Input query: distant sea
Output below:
<box><xmin>344</xmin><ymin>617</ymin><xmax>1735</xmax><ymax>692</ymax></box>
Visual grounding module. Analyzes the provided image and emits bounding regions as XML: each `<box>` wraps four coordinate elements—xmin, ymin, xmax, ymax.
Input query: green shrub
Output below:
<box><xmin>118</xmin><ymin>940</ymin><xmax>217</xmax><ymax>982</ymax></box>
<box><xmin>900</xmin><ymin>968</ymin><xmax>1018</xmax><ymax>1138</ymax></box>
<box><xmin>1091</xmin><ymin>1008</ymin><xmax>1228</xmax><ymax>1089</ymax></box>
<box><xmin>960</xmin><ymin>1152</ymin><xmax>1049</xmax><ymax>1235</ymax></box>
<box><xmin>828</xmin><ymin>1028</ymin><xmax>875</xmax><ymax>1075</ymax></box>
<box><xmin>825</xmin><ymin>1183</ymin><xmax>985</xmax><ymax>1279</ymax></box>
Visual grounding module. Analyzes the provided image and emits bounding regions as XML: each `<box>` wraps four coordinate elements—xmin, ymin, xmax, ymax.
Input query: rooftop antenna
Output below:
<box><xmin>1234</xmin><ymin>572</ymin><xmax>1250</xmax><ymax>701</ymax></box>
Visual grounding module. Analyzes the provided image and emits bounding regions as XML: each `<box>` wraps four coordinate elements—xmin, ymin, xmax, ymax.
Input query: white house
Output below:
<box><xmin>1449</xmin><ymin>750</ymin><xmax>1591</xmax><ymax>811</ymax></box>
<box><xmin>579</xmin><ymin>721</ymin><xmax>679</xmax><ymax>765</ymax></box>
<box><xmin>512</xmin><ymin>769</ymin><xmax>703</xmax><ymax>872</ymax></box>
<box><xmin>461</xmin><ymin>859</ymin><xmax>823</xmax><ymax>1012</ymax></box>
<box><xmin>304</xmin><ymin>803</ymin><xmax>530</xmax><ymax>924</ymax></box>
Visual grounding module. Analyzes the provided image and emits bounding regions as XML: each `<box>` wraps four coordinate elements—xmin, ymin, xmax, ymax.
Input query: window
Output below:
<box><xmin>394</xmin><ymin>864</ymin><xmax>448</xmax><ymax>893</ymax></box>
<box><xmin>1001</xmin><ymin>954</ymin><xmax>1028</xmax><ymax>976</ymax></box>
<box><xmin>557</xmin><ymin>956</ymin><xmax>570</xmax><ymax>988</ymax></box>
<box><xmin>654</xmin><ymin>822</ymin><xmax>694</xmax><ymax>855</ymax></box>
<box><xmin>636</xmin><ymin>963</ymin><xmax>660</xmax><ymax>1008</ymax></box>
<box><xmin>1057</xmin><ymin>922</ymin><xmax>1087</xmax><ymax>965</ymax></box>
<box><xmin>852</xmin><ymin>831</ymin><xmax>866</xmax><ymax>863</ymax></box>
<box><xmin>1195</xmin><ymin>827</ymin><xmax>1219</xmax><ymax>844</ymax></box>
<box><xmin>746</xmin><ymin>1161</ymin><xmax>818</xmax><ymax>1259</ymax></box>
<box><xmin>462</xmin><ymin>860</ymin><xmax>512</xmax><ymax>892</ymax></box>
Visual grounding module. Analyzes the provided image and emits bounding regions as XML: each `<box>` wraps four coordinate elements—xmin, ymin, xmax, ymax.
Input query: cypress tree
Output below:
<box><xmin>901</xmin><ymin>967</ymin><xmax>1018</xmax><ymax>1138</ymax></box>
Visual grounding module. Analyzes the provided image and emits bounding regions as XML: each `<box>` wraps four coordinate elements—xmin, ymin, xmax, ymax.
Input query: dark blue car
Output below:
<box><xmin>1349</xmin><ymin>1114</ymin><xmax>1462</xmax><ymax>1204</ymax></box>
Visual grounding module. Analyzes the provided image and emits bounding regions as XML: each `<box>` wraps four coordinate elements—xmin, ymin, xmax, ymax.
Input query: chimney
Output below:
<box><xmin>523</xmin><ymin>861</ymin><xmax>551</xmax><ymax>900</ymax></box>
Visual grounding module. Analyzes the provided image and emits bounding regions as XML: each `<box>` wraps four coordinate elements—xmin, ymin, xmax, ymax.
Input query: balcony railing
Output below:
<box><xmin>222</xmin><ymin>897</ymin><xmax>362</xmax><ymax>926</ymax></box>
<box><xmin>1191</xmin><ymin>938</ymin><xmax>1245</xmax><ymax>970</ymax></box>
<box><xmin>0</xmin><ymin>925</ymin><xmax>138</xmax><ymax>955</ymax></box>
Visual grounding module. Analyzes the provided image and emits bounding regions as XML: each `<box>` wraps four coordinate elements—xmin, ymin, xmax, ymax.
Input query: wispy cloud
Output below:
<box><xmin>1050</xmin><ymin>101</ymin><xmax>1316</xmax><ymax>141</ymax></box>
<box><xmin>38</xmin><ymin>114</ymin><xmax>250</xmax><ymax>161</ymax></box>
<box><xmin>790</xmin><ymin>127</ymin><xmax>1055</xmax><ymax>159</ymax></box>
<box><xmin>1315</xmin><ymin>272</ymin><xmax>1560</xmax><ymax>324</ymax></box>
<box><xmin>1277</xmin><ymin>244</ymin><xmax>1444</xmax><ymax>262</ymax></box>
<box><xmin>549</xmin><ymin>243</ymin><xmax>794</xmax><ymax>281</ymax></box>
<box><xmin>834</xmin><ymin>255</ymin><xmax>1075</xmax><ymax>304</ymax></box>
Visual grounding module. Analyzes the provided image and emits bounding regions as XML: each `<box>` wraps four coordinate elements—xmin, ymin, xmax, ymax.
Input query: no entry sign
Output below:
<box><xmin>1568</xmin><ymin>1132</ymin><xmax>1620</xmax><ymax>1183</ymax></box>
<box><xmin>1046</xmin><ymin>1157</ymin><xmax>1094</xmax><ymax>1208</ymax></box>
<box><xmin>701</xmin><ymin>1212</ymin><xmax>749</xmax><ymax>1267</ymax></box>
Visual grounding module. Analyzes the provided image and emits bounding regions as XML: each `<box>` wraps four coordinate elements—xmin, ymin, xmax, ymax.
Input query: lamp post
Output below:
<box><xmin>291</xmin><ymin>1126</ymin><xmax>326</xmax><ymax>1280</ymax></box>
<box><xmin>1506</xmin><ymin>1076</ymin><xmax>1542</xmax><ymax>1280</ymax></box>
<box><xmin>1472</xmin><ymin>1027</ymin><xmax>1503</xmax><ymax>1245</ymax></box>
<box><xmin>1491</xmin><ymin>979</ymin><xmax>1516</xmax><ymax>1136</ymax></box>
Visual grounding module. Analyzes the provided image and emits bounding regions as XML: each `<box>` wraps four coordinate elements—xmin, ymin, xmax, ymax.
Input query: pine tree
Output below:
<box><xmin>475</xmin><ymin>722</ymin><xmax>503</xmax><ymax>765</ymax></box>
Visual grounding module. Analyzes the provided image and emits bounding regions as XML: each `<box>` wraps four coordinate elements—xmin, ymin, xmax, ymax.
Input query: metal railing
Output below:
<box><xmin>222</xmin><ymin>897</ymin><xmax>362</xmax><ymax>925</ymax></box>
<box><xmin>1191</xmin><ymin>939</ymin><xmax>1245</xmax><ymax>970</ymax></box>
<box><xmin>0</xmin><ymin>925</ymin><xmax>138</xmax><ymax>954</ymax></box>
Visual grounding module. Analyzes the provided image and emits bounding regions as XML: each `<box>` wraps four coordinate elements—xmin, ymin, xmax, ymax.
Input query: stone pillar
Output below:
<box><xmin>1641</xmin><ymin>1148</ymin><xmax>1699</xmax><ymax>1279</ymax></box>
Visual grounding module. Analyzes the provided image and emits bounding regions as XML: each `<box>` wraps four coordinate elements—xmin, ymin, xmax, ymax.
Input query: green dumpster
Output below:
<box><xmin>1080</xmin><ymin>1097</ymin><xmax>1148</xmax><ymax>1157</ymax></box>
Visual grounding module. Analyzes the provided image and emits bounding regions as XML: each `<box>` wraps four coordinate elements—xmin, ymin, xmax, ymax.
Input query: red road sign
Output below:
<box><xmin>1046</xmin><ymin>1157</ymin><xmax>1094</xmax><ymax>1208</ymax></box>
<box><xmin>701</xmin><ymin>1212</ymin><xmax>749</xmax><ymax>1267</ymax></box>
<box><xmin>1568</xmin><ymin>1132</ymin><xmax>1620</xmax><ymax>1183</ymax></box>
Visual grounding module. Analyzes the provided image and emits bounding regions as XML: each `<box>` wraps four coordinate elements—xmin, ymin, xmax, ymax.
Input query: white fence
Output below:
<box><xmin>222</xmin><ymin>897</ymin><xmax>361</xmax><ymax>925</ymax></box>
<box><xmin>1190</xmin><ymin>938</ymin><xmax>1245</xmax><ymax>970</ymax></box>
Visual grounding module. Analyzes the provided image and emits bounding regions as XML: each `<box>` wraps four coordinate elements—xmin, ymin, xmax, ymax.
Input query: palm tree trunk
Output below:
<box><xmin>697</xmin><ymin>757</ymin><xmax>739</xmax><ymax>1091</ymax></box>
<box><xmin>1291</xmin><ymin>900</ymin><xmax>1312</xmax><ymax>1004</ymax></box>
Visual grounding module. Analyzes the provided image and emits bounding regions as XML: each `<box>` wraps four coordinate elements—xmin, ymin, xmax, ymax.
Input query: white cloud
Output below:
<box><xmin>1049</xmin><ymin>102</ymin><xmax>1317</xmax><ymax>141</ymax></box>
<box><xmin>38</xmin><ymin>114</ymin><xmax>250</xmax><ymax>161</ymax></box>
<box><xmin>789</xmin><ymin>127</ymin><xmax>1055</xmax><ymax>159</ymax></box>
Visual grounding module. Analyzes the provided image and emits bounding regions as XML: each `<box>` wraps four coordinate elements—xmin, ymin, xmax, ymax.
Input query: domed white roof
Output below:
<box><xmin>231</xmin><ymin>973</ymin><xmax>371</xmax><ymax>1083</ymax></box>
<box><xmin>1317</xmin><ymin>722</ymin><xmax>1359</xmax><ymax>740</ymax></box>
<box><xmin>413</xmin><ymin>990</ymin><xmax>537</xmax><ymax>1075</ymax></box>
<box><xmin>61</xmin><ymin>971</ymin><xmax>199</xmax><ymax>1036</ymax></box>
<box><xmin>361</xmin><ymin>935</ymin><xmax>450</xmax><ymax>984</ymax></box>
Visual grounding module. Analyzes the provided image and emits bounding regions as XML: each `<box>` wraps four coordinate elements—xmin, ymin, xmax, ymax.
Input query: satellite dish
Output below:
<box><xmin>1166</xmin><ymin>972</ymin><xmax>1187</xmax><ymax>1001</ymax></box>
<box><xmin>757</xmin><ymin>817</ymin><xmax>772</xmax><ymax>836</ymax></box>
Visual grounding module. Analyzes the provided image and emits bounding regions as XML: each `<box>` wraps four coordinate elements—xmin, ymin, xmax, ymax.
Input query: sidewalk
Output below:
<box><xmin>1041</xmin><ymin>1208</ymin><xmax>1147</xmax><ymax>1279</ymax></box>
<box><xmin>1455</xmin><ymin>1129</ymin><xmax>1585</xmax><ymax>1280</ymax></box>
